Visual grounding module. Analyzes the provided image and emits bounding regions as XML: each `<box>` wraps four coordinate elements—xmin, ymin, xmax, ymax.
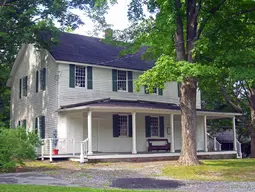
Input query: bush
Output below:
<box><xmin>0</xmin><ymin>127</ymin><xmax>40</xmax><ymax>171</ymax></box>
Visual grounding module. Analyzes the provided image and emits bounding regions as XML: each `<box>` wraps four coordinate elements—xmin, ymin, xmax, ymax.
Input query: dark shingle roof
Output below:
<box><xmin>50</xmin><ymin>32</ymin><xmax>154</xmax><ymax>71</ymax></box>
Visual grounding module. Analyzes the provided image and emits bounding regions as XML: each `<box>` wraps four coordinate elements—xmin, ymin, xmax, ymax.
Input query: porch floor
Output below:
<box><xmin>39</xmin><ymin>151</ymin><xmax>237</xmax><ymax>161</ymax></box>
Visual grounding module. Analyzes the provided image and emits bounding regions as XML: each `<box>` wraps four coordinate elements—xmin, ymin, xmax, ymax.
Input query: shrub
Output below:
<box><xmin>0</xmin><ymin>127</ymin><xmax>40</xmax><ymax>171</ymax></box>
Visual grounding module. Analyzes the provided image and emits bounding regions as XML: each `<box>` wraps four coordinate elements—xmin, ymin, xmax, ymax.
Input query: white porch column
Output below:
<box><xmin>204</xmin><ymin>116</ymin><xmax>208</xmax><ymax>152</ymax></box>
<box><xmin>170</xmin><ymin>114</ymin><xmax>175</xmax><ymax>153</ymax></box>
<box><xmin>132</xmin><ymin>112</ymin><xmax>137</xmax><ymax>154</ymax></box>
<box><xmin>88</xmin><ymin>110</ymin><xmax>93</xmax><ymax>155</ymax></box>
<box><xmin>233</xmin><ymin>116</ymin><xmax>237</xmax><ymax>151</ymax></box>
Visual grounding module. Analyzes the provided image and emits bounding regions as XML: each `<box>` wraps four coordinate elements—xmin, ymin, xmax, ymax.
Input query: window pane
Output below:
<box><xmin>75</xmin><ymin>66</ymin><xmax>86</xmax><ymax>87</ymax></box>
<box><xmin>117</xmin><ymin>71</ymin><xmax>126</xmax><ymax>91</ymax></box>
<box><xmin>153</xmin><ymin>88</ymin><xmax>157</xmax><ymax>94</ymax></box>
<box><xmin>150</xmin><ymin>117</ymin><xmax>159</xmax><ymax>136</ymax></box>
<box><xmin>119</xmin><ymin>115</ymin><xmax>128</xmax><ymax>136</ymax></box>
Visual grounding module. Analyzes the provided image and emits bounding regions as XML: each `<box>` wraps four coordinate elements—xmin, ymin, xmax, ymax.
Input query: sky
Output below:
<box><xmin>73</xmin><ymin>0</ymin><xmax>131</xmax><ymax>37</ymax></box>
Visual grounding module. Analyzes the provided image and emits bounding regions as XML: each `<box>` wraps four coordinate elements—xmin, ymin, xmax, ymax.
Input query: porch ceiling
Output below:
<box><xmin>58</xmin><ymin>98</ymin><xmax>241</xmax><ymax>119</ymax></box>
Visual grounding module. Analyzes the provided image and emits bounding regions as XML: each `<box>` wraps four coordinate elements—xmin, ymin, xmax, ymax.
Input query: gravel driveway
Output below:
<box><xmin>0</xmin><ymin>161</ymin><xmax>255</xmax><ymax>192</ymax></box>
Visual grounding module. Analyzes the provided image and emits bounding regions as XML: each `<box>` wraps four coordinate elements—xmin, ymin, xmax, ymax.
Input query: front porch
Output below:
<box><xmin>40</xmin><ymin>151</ymin><xmax>237</xmax><ymax>162</ymax></box>
<box><xmin>40</xmin><ymin>99</ymin><xmax>241</xmax><ymax>162</ymax></box>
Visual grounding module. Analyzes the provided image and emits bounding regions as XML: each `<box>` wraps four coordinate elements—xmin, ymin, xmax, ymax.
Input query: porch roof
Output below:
<box><xmin>58</xmin><ymin>98</ymin><xmax>241</xmax><ymax>118</ymax></box>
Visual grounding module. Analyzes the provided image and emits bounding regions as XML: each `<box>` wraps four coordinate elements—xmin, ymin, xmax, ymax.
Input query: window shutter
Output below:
<box><xmin>144</xmin><ymin>85</ymin><xmax>149</xmax><ymax>94</ymax></box>
<box><xmin>87</xmin><ymin>66</ymin><xmax>93</xmax><ymax>89</ymax></box>
<box><xmin>35</xmin><ymin>117</ymin><xmax>38</xmax><ymax>135</ymax></box>
<box><xmin>22</xmin><ymin>119</ymin><xmax>26</xmax><ymax>128</ymax></box>
<box><xmin>128</xmin><ymin>115</ymin><xmax>132</xmax><ymax>137</ymax></box>
<box><xmin>113</xmin><ymin>114</ymin><xmax>119</xmax><ymax>137</ymax></box>
<box><xmin>41</xmin><ymin>68</ymin><xmax>46</xmax><ymax>90</ymax></box>
<box><xmin>128</xmin><ymin>71</ymin><xmax>133</xmax><ymax>92</ymax></box>
<box><xmin>19</xmin><ymin>79</ymin><xmax>22</xmax><ymax>99</ymax></box>
<box><xmin>178</xmin><ymin>82</ymin><xmax>181</xmax><ymax>97</ymax></box>
<box><xmin>39</xmin><ymin>116</ymin><xmax>45</xmax><ymax>139</ymax></box>
<box><xmin>69</xmin><ymin>64</ymin><xmax>75</xmax><ymax>88</ymax></box>
<box><xmin>112</xmin><ymin>69</ymin><xmax>117</xmax><ymax>91</ymax></box>
<box><xmin>23</xmin><ymin>76</ymin><xmax>27</xmax><ymax>97</ymax></box>
<box><xmin>158</xmin><ymin>88</ymin><xmax>163</xmax><ymax>96</ymax></box>
<box><xmin>159</xmin><ymin>116</ymin><xmax>164</xmax><ymax>137</ymax></box>
<box><xmin>145</xmin><ymin>116</ymin><xmax>151</xmax><ymax>137</ymax></box>
<box><xmin>36</xmin><ymin>71</ymin><xmax>39</xmax><ymax>92</ymax></box>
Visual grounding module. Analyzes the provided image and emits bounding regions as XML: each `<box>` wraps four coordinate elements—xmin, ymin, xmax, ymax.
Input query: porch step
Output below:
<box><xmin>69</xmin><ymin>157</ymin><xmax>88</xmax><ymax>163</ymax></box>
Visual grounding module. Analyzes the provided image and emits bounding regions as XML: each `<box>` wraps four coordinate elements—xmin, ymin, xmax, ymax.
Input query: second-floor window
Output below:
<box><xmin>112</xmin><ymin>69</ymin><xmax>133</xmax><ymax>92</ymax></box>
<box><xmin>145</xmin><ymin>86</ymin><xmax>163</xmax><ymax>96</ymax></box>
<box><xmin>117</xmin><ymin>70</ymin><xmax>127</xmax><ymax>91</ymax></box>
<box><xmin>36</xmin><ymin>68</ymin><xmax>46</xmax><ymax>93</ymax></box>
<box><xmin>75</xmin><ymin>66</ymin><xmax>86</xmax><ymax>88</ymax></box>
<box><xmin>20</xmin><ymin>76</ymin><xmax>27</xmax><ymax>98</ymax></box>
<box><xmin>69</xmin><ymin>64</ymin><xmax>93</xmax><ymax>89</ymax></box>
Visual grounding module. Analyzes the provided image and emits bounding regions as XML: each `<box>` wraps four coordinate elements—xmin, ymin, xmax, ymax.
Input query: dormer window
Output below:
<box><xmin>117</xmin><ymin>70</ymin><xmax>127</xmax><ymax>91</ymax></box>
<box><xmin>75</xmin><ymin>66</ymin><xmax>86</xmax><ymax>88</ymax></box>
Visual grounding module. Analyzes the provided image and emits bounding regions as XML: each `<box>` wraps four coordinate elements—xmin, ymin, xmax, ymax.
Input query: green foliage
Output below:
<box><xmin>0</xmin><ymin>127</ymin><xmax>40</xmax><ymax>172</ymax></box>
<box><xmin>0</xmin><ymin>0</ymin><xmax>104</xmax><ymax>128</ymax></box>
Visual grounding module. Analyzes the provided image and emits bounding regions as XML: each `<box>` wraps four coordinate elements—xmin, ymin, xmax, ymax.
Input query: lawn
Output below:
<box><xmin>0</xmin><ymin>184</ymin><xmax>175</xmax><ymax>192</ymax></box>
<box><xmin>162</xmin><ymin>159</ymin><xmax>255</xmax><ymax>181</ymax></box>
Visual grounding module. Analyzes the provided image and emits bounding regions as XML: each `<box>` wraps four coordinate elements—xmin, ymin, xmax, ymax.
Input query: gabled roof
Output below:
<box><xmin>50</xmin><ymin>32</ymin><xmax>154</xmax><ymax>71</ymax></box>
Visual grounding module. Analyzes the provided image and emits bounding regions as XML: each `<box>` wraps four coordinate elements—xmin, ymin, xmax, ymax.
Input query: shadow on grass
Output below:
<box><xmin>111</xmin><ymin>178</ymin><xmax>184</xmax><ymax>189</ymax></box>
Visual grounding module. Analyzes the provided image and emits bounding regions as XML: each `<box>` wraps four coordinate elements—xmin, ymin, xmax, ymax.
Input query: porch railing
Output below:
<box><xmin>207</xmin><ymin>133</ymin><xmax>222</xmax><ymax>151</ymax></box>
<box><xmin>236</xmin><ymin>140</ymin><xmax>242</xmax><ymax>158</ymax></box>
<box><xmin>41</xmin><ymin>138</ymin><xmax>80</xmax><ymax>162</ymax></box>
<box><xmin>80</xmin><ymin>138</ymin><xmax>89</xmax><ymax>163</ymax></box>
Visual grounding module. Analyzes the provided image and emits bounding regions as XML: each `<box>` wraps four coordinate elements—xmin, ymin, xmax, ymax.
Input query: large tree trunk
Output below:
<box><xmin>176</xmin><ymin>0</ymin><xmax>200</xmax><ymax>165</ymax></box>
<box><xmin>177</xmin><ymin>78</ymin><xmax>200</xmax><ymax>165</ymax></box>
<box><xmin>250</xmin><ymin>88</ymin><xmax>255</xmax><ymax>157</ymax></box>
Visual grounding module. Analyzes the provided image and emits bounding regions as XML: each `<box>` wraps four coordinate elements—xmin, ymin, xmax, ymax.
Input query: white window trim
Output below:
<box><xmin>118</xmin><ymin>114</ymin><xmax>129</xmax><ymax>137</ymax></box>
<box><xmin>75</xmin><ymin>65</ymin><xmax>87</xmax><ymax>88</ymax></box>
<box><xmin>150</xmin><ymin>116</ymin><xmax>160</xmax><ymax>137</ymax></box>
<box><xmin>117</xmin><ymin>70</ymin><xmax>128</xmax><ymax>92</ymax></box>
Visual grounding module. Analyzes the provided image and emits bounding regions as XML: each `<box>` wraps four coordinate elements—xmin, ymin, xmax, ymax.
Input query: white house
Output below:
<box><xmin>7</xmin><ymin>32</ymin><xmax>241</xmax><ymax>162</ymax></box>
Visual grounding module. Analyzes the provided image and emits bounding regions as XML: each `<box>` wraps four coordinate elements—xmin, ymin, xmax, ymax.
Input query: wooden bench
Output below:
<box><xmin>147</xmin><ymin>139</ymin><xmax>171</xmax><ymax>152</ymax></box>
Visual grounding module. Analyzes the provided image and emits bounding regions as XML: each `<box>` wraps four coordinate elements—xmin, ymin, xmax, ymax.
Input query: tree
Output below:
<box><xmin>0</xmin><ymin>0</ymin><xmax>108</xmax><ymax>126</ymax></box>
<box><xmin>93</xmin><ymin>0</ymin><xmax>255</xmax><ymax>165</ymax></box>
<box><xmin>201</xmin><ymin>68</ymin><xmax>255</xmax><ymax>157</ymax></box>
<box><xmin>0</xmin><ymin>127</ymin><xmax>40</xmax><ymax>172</ymax></box>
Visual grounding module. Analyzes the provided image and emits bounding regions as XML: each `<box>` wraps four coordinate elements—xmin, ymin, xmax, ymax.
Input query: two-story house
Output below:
<box><xmin>7</xmin><ymin>32</ymin><xmax>241</xmax><ymax>162</ymax></box>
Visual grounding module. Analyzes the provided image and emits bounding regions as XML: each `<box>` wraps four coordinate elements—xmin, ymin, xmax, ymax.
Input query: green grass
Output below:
<box><xmin>0</xmin><ymin>184</ymin><xmax>177</xmax><ymax>192</ymax></box>
<box><xmin>162</xmin><ymin>159</ymin><xmax>255</xmax><ymax>181</ymax></box>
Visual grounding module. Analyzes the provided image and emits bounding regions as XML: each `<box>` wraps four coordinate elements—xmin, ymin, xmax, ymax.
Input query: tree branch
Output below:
<box><xmin>240</xmin><ymin>81</ymin><xmax>252</xmax><ymax>107</ymax></box>
<box><xmin>220</xmin><ymin>86</ymin><xmax>243</xmax><ymax>114</ymax></box>
<box><xmin>195</xmin><ymin>0</ymin><xmax>226</xmax><ymax>40</ymax></box>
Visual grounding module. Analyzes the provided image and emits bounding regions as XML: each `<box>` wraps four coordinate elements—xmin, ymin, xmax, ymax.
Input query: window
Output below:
<box><xmin>118</xmin><ymin>115</ymin><xmax>128</xmax><ymax>136</ymax></box>
<box><xmin>152</xmin><ymin>88</ymin><xmax>157</xmax><ymax>94</ymax></box>
<box><xmin>145</xmin><ymin>86</ymin><xmax>163</xmax><ymax>95</ymax></box>
<box><xmin>23</xmin><ymin>76</ymin><xmax>28</xmax><ymax>97</ymax></box>
<box><xmin>75</xmin><ymin>66</ymin><xmax>86</xmax><ymax>87</ymax></box>
<box><xmin>150</xmin><ymin>117</ymin><xmax>159</xmax><ymax>137</ymax></box>
<box><xmin>117</xmin><ymin>70</ymin><xmax>127</xmax><ymax>91</ymax></box>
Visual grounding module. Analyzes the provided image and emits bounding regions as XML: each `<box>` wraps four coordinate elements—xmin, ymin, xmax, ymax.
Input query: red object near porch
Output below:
<box><xmin>52</xmin><ymin>149</ymin><xmax>59</xmax><ymax>155</ymax></box>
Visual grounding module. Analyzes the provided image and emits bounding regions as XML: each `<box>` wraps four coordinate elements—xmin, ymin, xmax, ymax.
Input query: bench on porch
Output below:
<box><xmin>147</xmin><ymin>139</ymin><xmax>171</xmax><ymax>152</ymax></box>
